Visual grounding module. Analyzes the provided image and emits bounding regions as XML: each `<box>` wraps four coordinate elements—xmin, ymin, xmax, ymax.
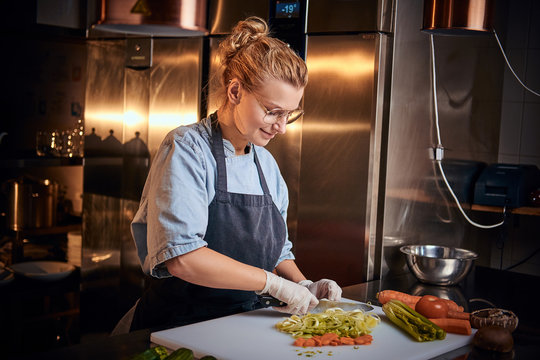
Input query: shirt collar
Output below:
<box><xmin>203</xmin><ymin>114</ymin><xmax>252</xmax><ymax>157</ymax></box>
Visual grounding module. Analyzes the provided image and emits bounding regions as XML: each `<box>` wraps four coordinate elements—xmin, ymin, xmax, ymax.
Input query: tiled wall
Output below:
<box><xmin>384</xmin><ymin>0</ymin><xmax>539</xmax><ymax>278</ymax></box>
<box><xmin>496</xmin><ymin>0</ymin><xmax>540</xmax><ymax>276</ymax></box>
<box><xmin>498</xmin><ymin>0</ymin><xmax>540</xmax><ymax>167</ymax></box>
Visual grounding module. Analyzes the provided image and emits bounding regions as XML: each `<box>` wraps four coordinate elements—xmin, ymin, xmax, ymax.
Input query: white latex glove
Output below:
<box><xmin>298</xmin><ymin>279</ymin><xmax>342</xmax><ymax>301</ymax></box>
<box><xmin>257</xmin><ymin>271</ymin><xmax>319</xmax><ymax>315</ymax></box>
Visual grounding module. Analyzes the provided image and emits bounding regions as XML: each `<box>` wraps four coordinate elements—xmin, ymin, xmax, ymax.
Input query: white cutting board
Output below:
<box><xmin>151</xmin><ymin>305</ymin><xmax>475</xmax><ymax>360</ymax></box>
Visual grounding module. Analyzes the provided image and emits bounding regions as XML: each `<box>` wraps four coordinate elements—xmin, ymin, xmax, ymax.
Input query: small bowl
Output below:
<box><xmin>400</xmin><ymin>245</ymin><xmax>478</xmax><ymax>286</ymax></box>
<box><xmin>470</xmin><ymin>308</ymin><xmax>519</xmax><ymax>332</ymax></box>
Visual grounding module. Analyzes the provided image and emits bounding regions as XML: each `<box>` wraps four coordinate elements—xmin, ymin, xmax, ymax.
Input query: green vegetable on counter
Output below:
<box><xmin>199</xmin><ymin>356</ymin><xmax>218</xmax><ymax>360</ymax></box>
<box><xmin>130</xmin><ymin>345</ymin><xmax>169</xmax><ymax>360</ymax></box>
<box><xmin>164</xmin><ymin>347</ymin><xmax>194</xmax><ymax>360</ymax></box>
<box><xmin>276</xmin><ymin>307</ymin><xmax>380</xmax><ymax>338</ymax></box>
<box><xmin>382</xmin><ymin>300</ymin><xmax>446</xmax><ymax>342</ymax></box>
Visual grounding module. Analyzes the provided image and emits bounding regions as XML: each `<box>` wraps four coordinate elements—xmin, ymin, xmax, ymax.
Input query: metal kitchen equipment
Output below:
<box><xmin>90</xmin><ymin>0</ymin><xmax>208</xmax><ymax>37</ymax></box>
<box><xmin>400</xmin><ymin>245</ymin><xmax>478</xmax><ymax>286</ymax></box>
<box><xmin>5</xmin><ymin>176</ymin><xmax>59</xmax><ymax>230</ymax></box>
<box><xmin>473</xmin><ymin>163</ymin><xmax>540</xmax><ymax>207</ymax></box>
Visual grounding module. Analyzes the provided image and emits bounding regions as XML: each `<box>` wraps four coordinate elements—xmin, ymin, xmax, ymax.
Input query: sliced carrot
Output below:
<box><xmin>354</xmin><ymin>335</ymin><xmax>373</xmax><ymax>345</ymax></box>
<box><xmin>294</xmin><ymin>333</ymin><xmax>374</xmax><ymax>347</ymax></box>
<box><xmin>303</xmin><ymin>338</ymin><xmax>316</xmax><ymax>347</ymax></box>
<box><xmin>321</xmin><ymin>333</ymin><xmax>338</xmax><ymax>345</ymax></box>
<box><xmin>429</xmin><ymin>318</ymin><xmax>472</xmax><ymax>335</ymax></box>
<box><xmin>339</xmin><ymin>337</ymin><xmax>355</xmax><ymax>345</ymax></box>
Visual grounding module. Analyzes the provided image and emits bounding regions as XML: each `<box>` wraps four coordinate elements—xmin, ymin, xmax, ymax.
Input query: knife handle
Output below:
<box><xmin>258</xmin><ymin>295</ymin><xmax>286</xmax><ymax>307</ymax></box>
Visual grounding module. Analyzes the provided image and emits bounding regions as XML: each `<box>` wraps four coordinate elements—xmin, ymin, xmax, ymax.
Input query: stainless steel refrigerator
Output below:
<box><xmin>207</xmin><ymin>0</ymin><xmax>394</xmax><ymax>286</ymax></box>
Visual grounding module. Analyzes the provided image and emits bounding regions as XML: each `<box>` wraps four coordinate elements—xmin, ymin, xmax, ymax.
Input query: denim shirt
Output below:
<box><xmin>131</xmin><ymin>117</ymin><xmax>295</xmax><ymax>278</ymax></box>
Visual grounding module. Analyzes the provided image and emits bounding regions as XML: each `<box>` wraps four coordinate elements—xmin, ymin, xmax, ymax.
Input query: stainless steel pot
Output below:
<box><xmin>6</xmin><ymin>176</ymin><xmax>59</xmax><ymax>230</ymax></box>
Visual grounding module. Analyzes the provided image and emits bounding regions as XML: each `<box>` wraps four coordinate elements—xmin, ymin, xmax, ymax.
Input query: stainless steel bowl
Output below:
<box><xmin>400</xmin><ymin>245</ymin><xmax>478</xmax><ymax>286</ymax></box>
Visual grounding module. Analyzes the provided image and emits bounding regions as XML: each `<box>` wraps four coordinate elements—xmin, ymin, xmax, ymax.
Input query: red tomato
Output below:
<box><xmin>415</xmin><ymin>295</ymin><xmax>449</xmax><ymax>318</ymax></box>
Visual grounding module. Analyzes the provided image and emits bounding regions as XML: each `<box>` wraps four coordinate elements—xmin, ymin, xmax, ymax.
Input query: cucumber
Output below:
<box><xmin>199</xmin><ymin>356</ymin><xmax>217</xmax><ymax>360</ymax></box>
<box><xmin>164</xmin><ymin>347</ymin><xmax>194</xmax><ymax>360</ymax></box>
<box><xmin>131</xmin><ymin>345</ymin><xmax>169</xmax><ymax>360</ymax></box>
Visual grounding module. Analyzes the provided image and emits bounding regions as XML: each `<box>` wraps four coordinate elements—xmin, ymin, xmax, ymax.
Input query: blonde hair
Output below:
<box><xmin>218</xmin><ymin>16</ymin><xmax>307</xmax><ymax>98</ymax></box>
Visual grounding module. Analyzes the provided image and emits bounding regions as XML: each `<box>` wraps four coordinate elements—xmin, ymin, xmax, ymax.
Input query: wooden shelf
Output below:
<box><xmin>471</xmin><ymin>204</ymin><xmax>540</xmax><ymax>216</ymax></box>
<box><xmin>387</xmin><ymin>188</ymin><xmax>540</xmax><ymax>217</ymax></box>
<box><xmin>0</xmin><ymin>156</ymin><xmax>83</xmax><ymax>168</ymax></box>
<box><xmin>13</xmin><ymin>223</ymin><xmax>82</xmax><ymax>237</ymax></box>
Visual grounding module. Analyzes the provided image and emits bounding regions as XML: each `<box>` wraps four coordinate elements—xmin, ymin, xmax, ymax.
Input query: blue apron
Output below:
<box><xmin>131</xmin><ymin>119</ymin><xmax>286</xmax><ymax>331</ymax></box>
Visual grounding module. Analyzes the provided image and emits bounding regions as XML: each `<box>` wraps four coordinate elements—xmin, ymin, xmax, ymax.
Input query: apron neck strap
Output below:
<box><xmin>211</xmin><ymin>120</ymin><xmax>228</xmax><ymax>192</ymax></box>
<box><xmin>252</xmin><ymin>148</ymin><xmax>271</xmax><ymax>195</ymax></box>
<box><xmin>210</xmin><ymin>115</ymin><xmax>271</xmax><ymax>195</ymax></box>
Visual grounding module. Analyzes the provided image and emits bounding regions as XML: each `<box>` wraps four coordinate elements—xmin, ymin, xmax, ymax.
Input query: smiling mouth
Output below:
<box><xmin>260</xmin><ymin>128</ymin><xmax>275</xmax><ymax>137</ymax></box>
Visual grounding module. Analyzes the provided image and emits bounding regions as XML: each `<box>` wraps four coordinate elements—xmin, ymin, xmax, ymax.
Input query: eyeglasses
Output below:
<box><xmin>251</xmin><ymin>92</ymin><xmax>304</xmax><ymax>125</ymax></box>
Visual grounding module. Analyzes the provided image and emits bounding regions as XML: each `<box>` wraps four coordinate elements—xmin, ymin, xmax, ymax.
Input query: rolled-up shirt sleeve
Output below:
<box><xmin>132</xmin><ymin>132</ymin><xmax>209</xmax><ymax>278</ymax></box>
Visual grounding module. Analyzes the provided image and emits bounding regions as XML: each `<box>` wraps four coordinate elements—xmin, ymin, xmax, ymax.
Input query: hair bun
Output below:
<box><xmin>219</xmin><ymin>16</ymin><xmax>269</xmax><ymax>66</ymax></box>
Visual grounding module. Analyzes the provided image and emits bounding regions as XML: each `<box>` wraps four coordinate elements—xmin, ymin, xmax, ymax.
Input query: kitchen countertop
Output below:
<box><xmin>24</xmin><ymin>266</ymin><xmax>540</xmax><ymax>360</ymax></box>
<box><xmin>343</xmin><ymin>266</ymin><xmax>540</xmax><ymax>360</ymax></box>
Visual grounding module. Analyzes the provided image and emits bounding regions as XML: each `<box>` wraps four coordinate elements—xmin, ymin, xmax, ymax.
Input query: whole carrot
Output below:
<box><xmin>377</xmin><ymin>290</ymin><xmax>420</xmax><ymax>308</ymax></box>
<box><xmin>428</xmin><ymin>318</ymin><xmax>472</xmax><ymax>335</ymax></box>
<box><xmin>377</xmin><ymin>290</ymin><xmax>464</xmax><ymax>312</ymax></box>
<box><xmin>448</xmin><ymin>310</ymin><xmax>470</xmax><ymax>320</ymax></box>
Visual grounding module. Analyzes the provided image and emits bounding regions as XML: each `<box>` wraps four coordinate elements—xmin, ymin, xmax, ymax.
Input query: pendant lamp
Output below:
<box><xmin>422</xmin><ymin>0</ymin><xmax>494</xmax><ymax>35</ymax></box>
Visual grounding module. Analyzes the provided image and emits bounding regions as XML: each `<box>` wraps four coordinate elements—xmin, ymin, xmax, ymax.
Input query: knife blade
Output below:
<box><xmin>256</xmin><ymin>295</ymin><xmax>374</xmax><ymax>313</ymax></box>
<box><xmin>312</xmin><ymin>299</ymin><xmax>374</xmax><ymax>313</ymax></box>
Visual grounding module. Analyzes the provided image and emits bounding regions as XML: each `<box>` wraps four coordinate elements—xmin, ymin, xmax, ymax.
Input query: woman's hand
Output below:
<box><xmin>258</xmin><ymin>271</ymin><xmax>319</xmax><ymax>315</ymax></box>
<box><xmin>298</xmin><ymin>279</ymin><xmax>342</xmax><ymax>301</ymax></box>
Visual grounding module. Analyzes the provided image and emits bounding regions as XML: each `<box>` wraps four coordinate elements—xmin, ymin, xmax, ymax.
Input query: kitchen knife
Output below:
<box><xmin>257</xmin><ymin>295</ymin><xmax>374</xmax><ymax>312</ymax></box>
<box><xmin>257</xmin><ymin>295</ymin><xmax>286</xmax><ymax>308</ymax></box>
<box><xmin>312</xmin><ymin>299</ymin><xmax>374</xmax><ymax>313</ymax></box>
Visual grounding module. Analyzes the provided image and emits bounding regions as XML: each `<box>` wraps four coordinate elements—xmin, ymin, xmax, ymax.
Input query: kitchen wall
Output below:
<box><xmin>0</xmin><ymin>32</ymin><xmax>86</xmax><ymax>217</ymax></box>
<box><xmin>381</xmin><ymin>0</ymin><xmax>540</xmax><ymax>278</ymax></box>
<box><xmin>498</xmin><ymin>0</ymin><xmax>540</xmax><ymax>171</ymax></box>
<box><xmin>494</xmin><ymin>0</ymin><xmax>540</xmax><ymax>276</ymax></box>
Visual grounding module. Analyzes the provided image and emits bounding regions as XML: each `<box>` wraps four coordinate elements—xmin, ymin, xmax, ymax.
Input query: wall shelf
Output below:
<box><xmin>13</xmin><ymin>222</ymin><xmax>82</xmax><ymax>237</ymax></box>
<box><xmin>387</xmin><ymin>188</ymin><xmax>540</xmax><ymax>217</ymax></box>
<box><xmin>9</xmin><ymin>220</ymin><xmax>82</xmax><ymax>263</ymax></box>
<box><xmin>0</xmin><ymin>157</ymin><xmax>83</xmax><ymax>168</ymax></box>
<box><xmin>471</xmin><ymin>204</ymin><xmax>540</xmax><ymax>216</ymax></box>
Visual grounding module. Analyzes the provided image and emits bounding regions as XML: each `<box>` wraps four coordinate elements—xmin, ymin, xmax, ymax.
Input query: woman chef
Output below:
<box><xmin>129</xmin><ymin>16</ymin><xmax>342</xmax><ymax>331</ymax></box>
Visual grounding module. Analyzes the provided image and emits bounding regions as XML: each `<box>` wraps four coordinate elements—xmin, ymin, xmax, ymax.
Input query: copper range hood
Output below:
<box><xmin>422</xmin><ymin>0</ymin><xmax>494</xmax><ymax>35</ymax></box>
<box><xmin>90</xmin><ymin>0</ymin><xmax>208</xmax><ymax>37</ymax></box>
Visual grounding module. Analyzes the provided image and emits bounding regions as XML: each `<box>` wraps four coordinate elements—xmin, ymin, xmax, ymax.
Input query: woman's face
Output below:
<box><xmin>231</xmin><ymin>78</ymin><xmax>304</xmax><ymax>147</ymax></box>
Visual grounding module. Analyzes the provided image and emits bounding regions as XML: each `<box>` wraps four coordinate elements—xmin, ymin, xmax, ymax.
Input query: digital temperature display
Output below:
<box><xmin>276</xmin><ymin>1</ymin><xmax>300</xmax><ymax>19</ymax></box>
